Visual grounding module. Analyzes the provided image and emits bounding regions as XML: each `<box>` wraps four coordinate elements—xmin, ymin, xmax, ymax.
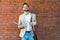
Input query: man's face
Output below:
<box><xmin>23</xmin><ymin>5</ymin><xmax>29</xmax><ymax>11</ymax></box>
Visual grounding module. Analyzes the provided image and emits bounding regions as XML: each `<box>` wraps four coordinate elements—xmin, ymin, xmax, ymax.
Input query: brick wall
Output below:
<box><xmin>0</xmin><ymin>0</ymin><xmax>60</xmax><ymax>40</ymax></box>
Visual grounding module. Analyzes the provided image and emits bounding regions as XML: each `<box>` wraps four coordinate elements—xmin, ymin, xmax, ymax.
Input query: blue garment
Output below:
<box><xmin>22</xmin><ymin>31</ymin><xmax>34</xmax><ymax>40</ymax></box>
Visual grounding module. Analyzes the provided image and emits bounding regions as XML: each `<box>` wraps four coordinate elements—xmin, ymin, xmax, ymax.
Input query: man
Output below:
<box><xmin>18</xmin><ymin>3</ymin><xmax>37</xmax><ymax>40</ymax></box>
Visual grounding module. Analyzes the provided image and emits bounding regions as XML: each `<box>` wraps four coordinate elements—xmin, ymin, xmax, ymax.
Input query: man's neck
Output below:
<box><xmin>24</xmin><ymin>11</ymin><xmax>29</xmax><ymax>15</ymax></box>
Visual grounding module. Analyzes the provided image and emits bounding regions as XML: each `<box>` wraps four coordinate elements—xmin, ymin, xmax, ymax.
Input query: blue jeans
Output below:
<box><xmin>22</xmin><ymin>31</ymin><xmax>34</xmax><ymax>40</ymax></box>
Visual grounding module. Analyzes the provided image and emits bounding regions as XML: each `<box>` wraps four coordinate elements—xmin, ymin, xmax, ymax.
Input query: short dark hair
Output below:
<box><xmin>23</xmin><ymin>3</ymin><xmax>29</xmax><ymax>7</ymax></box>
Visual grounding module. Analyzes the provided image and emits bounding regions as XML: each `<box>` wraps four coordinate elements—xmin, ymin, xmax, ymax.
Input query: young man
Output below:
<box><xmin>18</xmin><ymin>3</ymin><xmax>37</xmax><ymax>40</ymax></box>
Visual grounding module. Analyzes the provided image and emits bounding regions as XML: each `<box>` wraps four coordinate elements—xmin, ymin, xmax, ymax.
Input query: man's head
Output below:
<box><xmin>23</xmin><ymin>3</ymin><xmax>29</xmax><ymax>12</ymax></box>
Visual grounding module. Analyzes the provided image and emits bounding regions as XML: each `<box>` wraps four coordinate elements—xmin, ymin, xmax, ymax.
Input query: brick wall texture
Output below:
<box><xmin>0</xmin><ymin>0</ymin><xmax>60</xmax><ymax>40</ymax></box>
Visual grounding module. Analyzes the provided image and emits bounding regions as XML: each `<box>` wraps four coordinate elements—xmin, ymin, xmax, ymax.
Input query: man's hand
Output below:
<box><xmin>29</xmin><ymin>22</ymin><xmax>33</xmax><ymax>26</ymax></box>
<box><xmin>18</xmin><ymin>25</ymin><xmax>24</xmax><ymax>29</ymax></box>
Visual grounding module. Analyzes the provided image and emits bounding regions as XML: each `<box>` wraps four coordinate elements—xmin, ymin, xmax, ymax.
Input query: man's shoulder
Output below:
<box><xmin>30</xmin><ymin>12</ymin><xmax>36</xmax><ymax>16</ymax></box>
<box><xmin>19</xmin><ymin>13</ymin><xmax>24</xmax><ymax>17</ymax></box>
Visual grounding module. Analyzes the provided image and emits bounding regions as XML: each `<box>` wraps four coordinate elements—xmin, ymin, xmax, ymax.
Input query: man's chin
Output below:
<box><xmin>24</xmin><ymin>10</ymin><xmax>29</xmax><ymax>12</ymax></box>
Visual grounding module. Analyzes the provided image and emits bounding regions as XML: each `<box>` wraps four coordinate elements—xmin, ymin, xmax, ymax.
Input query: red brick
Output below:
<box><xmin>0</xmin><ymin>0</ymin><xmax>60</xmax><ymax>40</ymax></box>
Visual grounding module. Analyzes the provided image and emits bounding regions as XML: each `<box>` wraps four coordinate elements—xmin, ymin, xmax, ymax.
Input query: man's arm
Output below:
<box><xmin>32</xmin><ymin>14</ymin><xmax>37</xmax><ymax>26</ymax></box>
<box><xmin>18</xmin><ymin>15</ymin><xmax>24</xmax><ymax>29</ymax></box>
<box><xmin>30</xmin><ymin>13</ymin><xmax>37</xmax><ymax>26</ymax></box>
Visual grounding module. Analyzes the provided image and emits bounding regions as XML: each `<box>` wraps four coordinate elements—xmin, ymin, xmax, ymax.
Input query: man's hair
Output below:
<box><xmin>23</xmin><ymin>3</ymin><xmax>29</xmax><ymax>7</ymax></box>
